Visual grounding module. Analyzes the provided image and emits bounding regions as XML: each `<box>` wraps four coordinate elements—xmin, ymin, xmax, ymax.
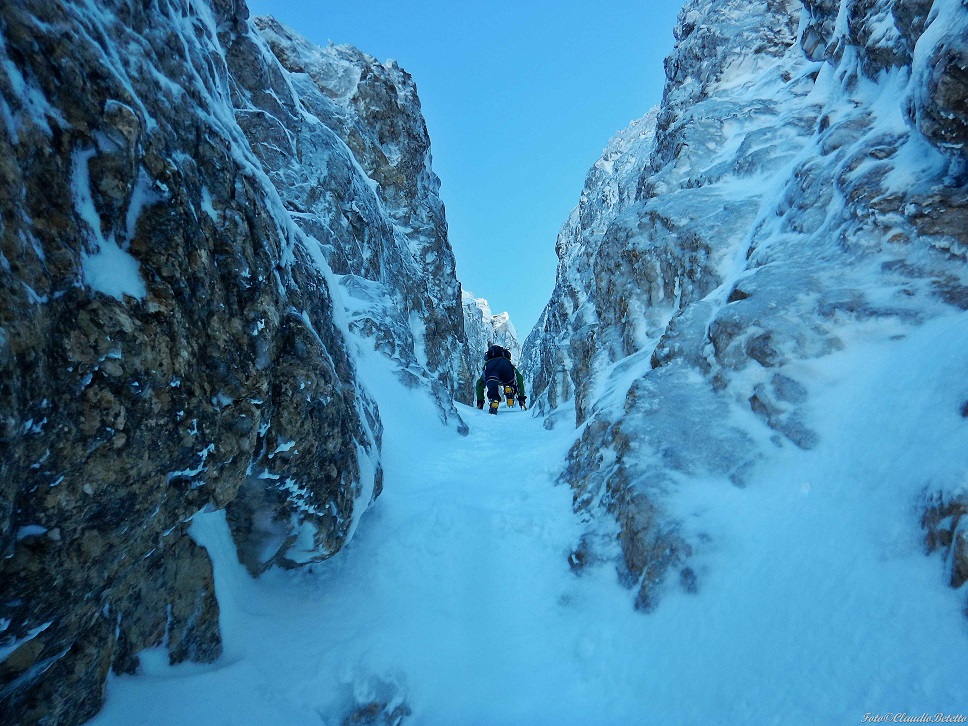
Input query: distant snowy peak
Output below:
<box><xmin>462</xmin><ymin>290</ymin><xmax>522</xmax><ymax>364</ymax></box>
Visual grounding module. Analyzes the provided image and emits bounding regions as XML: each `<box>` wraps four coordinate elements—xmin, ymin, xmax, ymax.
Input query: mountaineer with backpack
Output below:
<box><xmin>475</xmin><ymin>344</ymin><xmax>527</xmax><ymax>414</ymax></box>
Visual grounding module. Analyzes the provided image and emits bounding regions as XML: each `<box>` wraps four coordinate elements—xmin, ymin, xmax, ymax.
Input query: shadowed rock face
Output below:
<box><xmin>921</xmin><ymin>491</ymin><xmax>968</xmax><ymax>593</ymax></box>
<box><xmin>0</xmin><ymin>0</ymin><xmax>464</xmax><ymax>722</ymax></box>
<box><xmin>524</xmin><ymin>0</ymin><xmax>967</xmax><ymax>610</ymax></box>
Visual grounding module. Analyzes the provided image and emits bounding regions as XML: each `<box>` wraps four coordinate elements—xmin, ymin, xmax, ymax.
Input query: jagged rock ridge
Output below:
<box><xmin>524</xmin><ymin>0</ymin><xmax>968</xmax><ymax>610</ymax></box>
<box><xmin>0</xmin><ymin>0</ymin><xmax>469</xmax><ymax>723</ymax></box>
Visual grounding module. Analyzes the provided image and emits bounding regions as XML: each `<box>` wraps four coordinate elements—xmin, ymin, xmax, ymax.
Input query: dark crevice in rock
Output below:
<box><xmin>921</xmin><ymin>491</ymin><xmax>968</xmax><ymax>592</ymax></box>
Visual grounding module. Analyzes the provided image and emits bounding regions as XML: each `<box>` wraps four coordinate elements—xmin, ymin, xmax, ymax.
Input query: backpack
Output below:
<box><xmin>485</xmin><ymin>344</ymin><xmax>507</xmax><ymax>361</ymax></box>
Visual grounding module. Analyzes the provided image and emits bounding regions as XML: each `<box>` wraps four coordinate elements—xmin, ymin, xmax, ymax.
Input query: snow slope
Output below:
<box><xmin>89</xmin><ymin>313</ymin><xmax>968</xmax><ymax>725</ymax></box>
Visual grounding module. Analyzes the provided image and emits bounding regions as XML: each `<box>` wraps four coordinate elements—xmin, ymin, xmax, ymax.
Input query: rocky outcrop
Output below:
<box><xmin>0</xmin><ymin>1</ymin><xmax>466</xmax><ymax>723</ymax></box>
<box><xmin>922</xmin><ymin>490</ymin><xmax>968</xmax><ymax>598</ymax></box>
<box><xmin>234</xmin><ymin>19</ymin><xmax>474</xmax><ymax>419</ymax></box>
<box><xmin>521</xmin><ymin>110</ymin><xmax>658</xmax><ymax>422</ymax></box>
<box><xmin>524</xmin><ymin>0</ymin><xmax>968</xmax><ymax>609</ymax></box>
<box><xmin>461</xmin><ymin>290</ymin><xmax>522</xmax><ymax>369</ymax></box>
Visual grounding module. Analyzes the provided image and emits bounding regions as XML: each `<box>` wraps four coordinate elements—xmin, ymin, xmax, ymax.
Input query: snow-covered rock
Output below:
<box><xmin>521</xmin><ymin>108</ymin><xmax>659</xmax><ymax>422</ymax></box>
<box><xmin>524</xmin><ymin>0</ymin><xmax>968</xmax><ymax>610</ymax></box>
<box><xmin>0</xmin><ymin>0</ymin><xmax>468</xmax><ymax>722</ymax></box>
<box><xmin>461</xmin><ymin>290</ymin><xmax>522</xmax><ymax>370</ymax></box>
<box><xmin>237</xmin><ymin>19</ymin><xmax>474</xmax><ymax>419</ymax></box>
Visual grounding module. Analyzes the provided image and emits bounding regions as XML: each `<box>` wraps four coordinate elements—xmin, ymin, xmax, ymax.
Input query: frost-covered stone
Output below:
<box><xmin>525</xmin><ymin>0</ymin><xmax>968</xmax><ymax>610</ymax></box>
<box><xmin>921</xmin><ymin>490</ymin><xmax>968</xmax><ymax>589</ymax></box>
<box><xmin>0</xmin><ymin>0</ymin><xmax>468</xmax><ymax>722</ymax></box>
<box><xmin>238</xmin><ymin>19</ymin><xmax>474</xmax><ymax>420</ymax></box>
<box><xmin>521</xmin><ymin>109</ymin><xmax>659</xmax><ymax>420</ymax></box>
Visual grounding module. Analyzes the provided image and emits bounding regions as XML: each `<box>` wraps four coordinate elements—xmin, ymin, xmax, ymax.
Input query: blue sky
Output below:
<box><xmin>246</xmin><ymin>0</ymin><xmax>686</xmax><ymax>339</ymax></box>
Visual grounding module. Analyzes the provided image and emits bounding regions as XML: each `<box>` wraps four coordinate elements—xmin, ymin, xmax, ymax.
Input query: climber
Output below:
<box><xmin>475</xmin><ymin>344</ymin><xmax>527</xmax><ymax>414</ymax></box>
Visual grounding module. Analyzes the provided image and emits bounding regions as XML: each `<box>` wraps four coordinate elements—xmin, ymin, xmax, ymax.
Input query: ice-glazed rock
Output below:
<box><xmin>524</xmin><ymin>0</ymin><xmax>968</xmax><ymax>610</ymax></box>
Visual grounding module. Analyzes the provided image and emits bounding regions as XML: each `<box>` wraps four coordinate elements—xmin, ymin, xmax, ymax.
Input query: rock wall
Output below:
<box><xmin>521</xmin><ymin>109</ymin><xmax>659</xmax><ymax>423</ymax></box>
<box><xmin>0</xmin><ymin>1</ymin><xmax>467</xmax><ymax>723</ymax></box>
<box><xmin>524</xmin><ymin>0</ymin><xmax>968</xmax><ymax>610</ymax></box>
<box><xmin>235</xmin><ymin>19</ymin><xmax>474</xmax><ymax>419</ymax></box>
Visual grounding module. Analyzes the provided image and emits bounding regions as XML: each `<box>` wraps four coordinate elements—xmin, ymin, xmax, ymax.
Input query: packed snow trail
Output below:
<box><xmin>90</xmin><ymin>320</ymin><xmax>968</xmax><ymax>725</ymax></box>
<box><xmin>90</xmin><ymin>352</ymin><xmax>625</xmax><ymax>725</ymax></box>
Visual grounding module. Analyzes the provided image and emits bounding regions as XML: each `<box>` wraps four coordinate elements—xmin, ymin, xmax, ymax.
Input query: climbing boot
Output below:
<box><xmin>488</xmin><ymin>400</ymin><xmax>499</xmax><ymax>415</ymax></box>
<box><xmin>504</xmin><ymin>385</ymin><xmax>515</xmax><ymax>406</ymax></box>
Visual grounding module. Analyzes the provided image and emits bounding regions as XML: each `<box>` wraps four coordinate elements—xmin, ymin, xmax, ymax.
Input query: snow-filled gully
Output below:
<box><xmin>91</xmin><ymin>320</ymin><xmax>968</xmax><ymax>725</ymax></box>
